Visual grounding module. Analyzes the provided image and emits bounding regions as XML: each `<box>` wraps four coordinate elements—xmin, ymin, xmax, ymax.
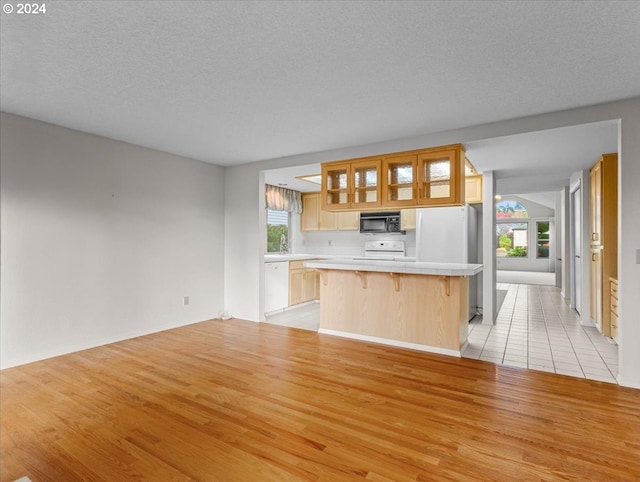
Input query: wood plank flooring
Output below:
<box><xmin>1</xmin><ymin>318</ymin><xmax>639</xmax><ymax>481</ymax></box>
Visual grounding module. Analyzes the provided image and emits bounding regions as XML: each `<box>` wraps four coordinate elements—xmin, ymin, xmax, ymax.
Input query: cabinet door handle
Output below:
<box><xmin>592</xmin><ymin>253</ymin><xmax>596</xmax><ymax>262</ymax></box>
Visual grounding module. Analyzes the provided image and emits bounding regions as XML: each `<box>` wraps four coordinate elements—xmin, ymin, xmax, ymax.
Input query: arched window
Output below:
<box><xmin>496</xmin><ymin>200</ymin><xmax>528</xmax><ymax>219</ymax></box>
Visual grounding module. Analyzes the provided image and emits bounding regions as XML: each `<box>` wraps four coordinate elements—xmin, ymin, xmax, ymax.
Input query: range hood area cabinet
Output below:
<box><xmin>320</xmin><ymin>144</ymin><xmax>468</xmax><ymax>212</ymax></box>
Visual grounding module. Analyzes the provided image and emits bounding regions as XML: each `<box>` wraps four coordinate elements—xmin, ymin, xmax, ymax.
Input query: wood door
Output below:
<box><xmin>382</xmin><ymin>154</ymin><xmax>417</xmax><ymax>207</ymax></box>
<box><xmin>289</xmin><ymin>269</ymin><xmax>304</xmax><ymax>306</ymax></box>
<box><xmin>302</xmin><ymin>269</ymin><xmax>317</xmax><ymax>302</ymax></box>
<box><xmin>301</xmin><ymin>193</ymin><xmax>320</xmax><ymax>231</ymax></box>
<box><xmin>417</xmin><ymin>148</ymin><xmax>461</xmax><ymax>206</ymax></box>
<box><xmin>321</xmin><ymin>162</ymin><xmax>350</xmax><ymax>210</ymax></box>
<box><xmin>590</xmin><ymin>160</ymin><xmax>602</xmax><ymax>245</ymax></box>
<box><xmin>350</xmin><ymin>159</ymin><xmax>381</xmax><ymax>209</ymax></box>
<box><xmin>337</xmin><ymin>211</ymin><xmax>359</xmax><ymax>230</ymax></box>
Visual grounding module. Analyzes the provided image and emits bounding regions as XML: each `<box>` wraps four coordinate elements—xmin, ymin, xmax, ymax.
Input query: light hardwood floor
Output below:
<box><xmin>1</xmin><ymin>318</ymin><xmax>639</xmax><ymax>481</ymax></box>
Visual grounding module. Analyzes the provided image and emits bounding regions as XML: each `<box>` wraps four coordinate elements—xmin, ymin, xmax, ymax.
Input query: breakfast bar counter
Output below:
<box><xmin>304</xmin><ymin>259</ymin><xmax>483</xmax><ymax>356</ymax></box>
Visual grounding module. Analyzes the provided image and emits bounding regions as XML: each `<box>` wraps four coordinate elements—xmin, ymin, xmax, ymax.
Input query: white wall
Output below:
<box><xmin>0</xmin><ymin>113</ymin><xmax>226</xmax><ymax>369</ymax></box>
<box><xmin>225</xmin><ymin>97</ymin><xmax>640</xmax><ymax>388</ymax></box>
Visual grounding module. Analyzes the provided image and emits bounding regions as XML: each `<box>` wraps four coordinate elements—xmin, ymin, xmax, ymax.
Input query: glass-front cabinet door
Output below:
<box><xmin>351</xmin><ymin>159</ymin><xmax>381</xmax><ymax>208</ymax></box>
<box><xmin>417</xmin><ymin>147</ymin><xmax>463</xmax><ymax>205</ymax></box>
<box><xmin>382</xmin><ymin>154</ymin><xmax>417</xmax><ymax>207</ymax></box>
<box><xmin>321</xmin><ymin>162</ymin><xmax>350</xmax><ymax>210</ymax></box>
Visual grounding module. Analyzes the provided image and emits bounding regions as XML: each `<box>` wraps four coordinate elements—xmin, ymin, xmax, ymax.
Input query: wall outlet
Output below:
<box><xmin>183</xmin><ymin>296</ymin><xmax>190</xmax><ymax>306</ymax></box>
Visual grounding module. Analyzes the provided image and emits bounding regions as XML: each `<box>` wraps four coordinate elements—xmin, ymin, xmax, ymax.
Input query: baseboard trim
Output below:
<box><xmin>318</xmin><ymin>329</ymin><xmax>461</xmax><ymax>357</ymax></box>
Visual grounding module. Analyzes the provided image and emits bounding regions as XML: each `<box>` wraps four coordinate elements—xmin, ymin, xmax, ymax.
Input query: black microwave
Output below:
<box><xmin>360</xmin><ymin>212</ymin><xmax>405</xmax><ymax>234</ymax></box>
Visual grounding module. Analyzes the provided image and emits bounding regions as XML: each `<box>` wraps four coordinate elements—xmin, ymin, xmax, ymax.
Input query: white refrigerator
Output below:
<box><xmin>415</xmin><ymin>205</ymin><xmax>479</xmax><ymax>320</ymax></box>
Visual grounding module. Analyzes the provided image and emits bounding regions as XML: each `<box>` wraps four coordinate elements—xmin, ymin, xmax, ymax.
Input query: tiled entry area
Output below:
<box><xmin>264</xmin><ymin>302</ymin><xmax>320</xmax><ymax>331</ymax></box>
<box><xmin>462</xmin><ymin>283</ymin><xmax>619</xmax><ymax>384</ymax></box>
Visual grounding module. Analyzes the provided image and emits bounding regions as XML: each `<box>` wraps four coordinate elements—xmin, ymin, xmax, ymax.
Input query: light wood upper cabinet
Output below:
<box><xmin>417</xmin><ymin>147</ymin><xmax>463</xmax><ymax>206</ymax></box>
<box><xmin>323</xmin><ymin>144</ymin><xmax>466</xmax><ymax>211</ymax></box>
<box><xmin>401</xmin><ymin>209</ymin><xmax>416</xmax><ymax>230</ymax></box>
<box><xmin>301</xmin><ymin>193</ymin><xmax>321</xmax><ymax>231</ymax></box>
<box><xmin>382</xmin><ymin>154</ymin><xmax>417</xmax><ymax>207</ymax></box>
<box><xmin>301</xmin><ymin>192</ymin><xmax>359</xmax><ymax>231</ymax></box>
<box><xmin>337</xmin><ymin>211</ymin><xmax>359</xmax><ymax>230</ymax></box>
<box><xmin>465</xmin><ymin>175</ymin><xmax>483</xmax><ymax>204</ymax></box>
<box><xmin>321</xmin><ymin>158</ymin><xmax>381</xmax><ymax>211</ymax></box>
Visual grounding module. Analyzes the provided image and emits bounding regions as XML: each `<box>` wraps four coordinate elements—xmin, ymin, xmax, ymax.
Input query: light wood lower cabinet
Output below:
<box><xmin>289</xmin><ymin>260</ymin><xmax>319</xmax><ymax>306</ymax></box>
<box><xmin>610</xmin><ymin>278</ymin><xmax>618</xmax><ymax>340</ymax></box>
<box><xmin>590</xmin><ymin>247</ymin><xmax>603</xmax><ymax>331</ymax></box>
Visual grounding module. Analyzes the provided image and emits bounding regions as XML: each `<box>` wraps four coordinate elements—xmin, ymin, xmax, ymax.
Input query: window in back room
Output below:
<box><xmin>266</xmin><ymin>209</ymin><xmax>289</xmax><ymax>253</ymax></box>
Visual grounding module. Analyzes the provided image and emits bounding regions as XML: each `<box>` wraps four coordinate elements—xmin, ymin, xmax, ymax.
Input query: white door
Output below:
<box><xmin>572</xmin><ymin>187</ymin><xmax>582</xmax><ymax>315</ymax></box>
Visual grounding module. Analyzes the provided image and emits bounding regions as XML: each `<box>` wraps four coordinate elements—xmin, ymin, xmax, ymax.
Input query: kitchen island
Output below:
<box><xmin>304</xmin><ymin>258</ymin><xmax>483</xmax><ymax>356</ymax></box>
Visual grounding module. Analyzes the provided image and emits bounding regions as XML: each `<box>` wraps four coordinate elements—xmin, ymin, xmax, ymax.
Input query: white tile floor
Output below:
<box><xmin>264</xmin><ymin>302</ymin><xmax>320</xmax><ymax>331</ymax></box>
<box><xmin>265</xmin><ymin>283</ymin><xmax>619</xmax><ymax>384</ymax></box>
<box><xmin>462</xmin><ymin>283</ymin><xmax>618</xmax><ymax>384</ymax></box>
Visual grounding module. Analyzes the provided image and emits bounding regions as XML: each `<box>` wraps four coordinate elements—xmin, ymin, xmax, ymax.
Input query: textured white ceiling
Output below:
<box><xmin>2</xmin><ymin>1</ymin><xmax>639</xmax><ymax>170</ymax></box>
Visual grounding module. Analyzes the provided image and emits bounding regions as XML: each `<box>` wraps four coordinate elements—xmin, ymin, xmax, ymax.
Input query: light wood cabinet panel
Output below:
<box><xmin>590</xmin><ymin>162</ymin><xmax>602</xmax><ymax>244</ymax></box>
<box><xmin>321</xmin><ymin>163</ymin><xmax>350</xmax><ymax>210</ymax></box>
<box><xmin>590</xmin><ymin>247</ymin><xmax>603</xmax><ymax>331</ymax></box>
<box><xmin>319</xmin><ymin>208</ymin><xmax>338</xmax><ymax>231</ymax></box>
<box><xmin>351</xmin><ymin>159</ymin><xmax>382</xmax><ymax>209</ymax></box>
<box><xmin>321</xmin><ymin>158</ymin><xmax>381</xmax><ymax>211</ymax></box>
<box><xmin>289</xmin><ymin>269</ymin><xmax>304</xmax><ymax>306</ymax></box>
<box><xmin>382</xmin><ymin>154</ymin><xmax>417</xmax><ymax>207</ymax></box>
<box><xmin>465</xmin><ymin>175</ymin><xmax>483</xmax><ymax>204</ymax></box>
<box><xmin>610</xmin><ymin>278</ymin><xmax>618</xmax><ymax>340</ymax></box>
<box><xmin>417</xmin><ymin>147</ymin><xmax>463</xmax><ymax>206</ymax></box>
<box><xmin>301</xmin><ymin>193</ymin><xmax>320</xmax><ymax>231</ymax></box>
<box><xmin>301</xmin><ymin>192</ymin><xmax>358</xmax><ymax>231</ymax></box>
<box><xmin>589</xmin><ymin>153</ymin><xmax>617</xmax><ymax>336</ymax></box>
<box><xmin>302</xmin><ymin>270</ymin><xmax>317</xmax><ymax>301</ymax></box>
<box><xmin>337</xmin><ymin>211</ymin><xmax>359</xmax><ymax>230</ymax></box>
<box><xmin>401</xmin><ymin>209</ymin><xmax>416</xmax><ymax>230</ymax></box>
<box><xmin>289</xmin><ymin>259</ymin><xmax>320</xmax><ymax>306</ymax></box>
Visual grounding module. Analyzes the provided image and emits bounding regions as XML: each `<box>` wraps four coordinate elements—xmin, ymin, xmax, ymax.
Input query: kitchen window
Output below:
<box><xmin>266</xmin><ymin>209</ymin><xmax>289</xmax><ymax>253</ymax></box>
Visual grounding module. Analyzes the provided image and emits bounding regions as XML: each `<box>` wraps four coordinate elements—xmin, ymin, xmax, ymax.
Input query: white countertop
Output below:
<box><xmin>264</xmin><ymin>253</ymin><xmax>336</xmax><ymax>263</ymax></box>
<box><xmin>303</xmin><ymin>258</ymin><xmax>483</xmax><ymax>276</ymax></box>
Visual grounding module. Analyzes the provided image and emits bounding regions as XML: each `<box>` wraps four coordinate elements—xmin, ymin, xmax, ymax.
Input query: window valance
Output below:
<box><xmin>265</xmin><ymin>184</ymin><xmax>302</xmax><ymax>213</ymax></box>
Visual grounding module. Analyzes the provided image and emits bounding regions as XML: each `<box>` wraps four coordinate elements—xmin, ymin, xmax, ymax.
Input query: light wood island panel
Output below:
<box><xmin>317</xmin><ymin>268</ymin><xmax>469</xmax><ymax>354</ymax></box>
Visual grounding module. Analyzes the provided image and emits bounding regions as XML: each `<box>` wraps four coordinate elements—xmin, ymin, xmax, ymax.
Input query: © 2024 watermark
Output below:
<box><xmin>3</xmin><ymin>3</ymin><xmax>47</xmax><ymax>15</ymax></box>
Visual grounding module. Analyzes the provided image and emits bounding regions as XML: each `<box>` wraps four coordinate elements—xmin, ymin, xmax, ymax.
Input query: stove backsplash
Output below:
<box><xmin>293</xmin><ymin>227</ymin><xmax>416</xmax><ymax>257</ymax></box>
